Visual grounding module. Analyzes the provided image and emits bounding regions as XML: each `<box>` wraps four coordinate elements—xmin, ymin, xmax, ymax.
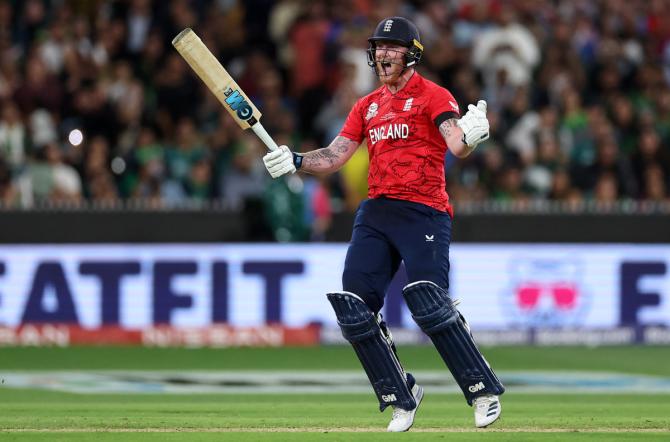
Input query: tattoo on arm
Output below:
<box><xmin>439</xmin><ymin>118</ymin><xmax>459</xmax><ymax>141</ymax></box>
<box><xmin>302</xmin><ymin>136</ymin><xmax>358</xmax><ymax>172</ymax></box>
<box><xmin>440</xmin><ymin>118</ymin><xmax>474</xmax><ymax>156</ymax></box>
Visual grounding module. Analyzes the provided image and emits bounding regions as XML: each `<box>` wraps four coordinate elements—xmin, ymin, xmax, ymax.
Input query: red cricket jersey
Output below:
<box><xmin>339</xmin><ymin>72</ymin><xmax>460</xmax><ymax>216</ymax></box>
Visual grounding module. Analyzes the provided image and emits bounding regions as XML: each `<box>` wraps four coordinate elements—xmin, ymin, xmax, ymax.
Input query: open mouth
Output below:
<box><xmin>380</xmin><ymin>61</ymin><xmax>392</xmax><ymax>69</ymax></box>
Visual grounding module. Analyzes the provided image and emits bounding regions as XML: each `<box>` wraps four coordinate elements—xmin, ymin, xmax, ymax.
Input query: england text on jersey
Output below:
<box><xmin>338</xmin><ymin>73</ymin><xmax>460</xmax><ymax>216</ymax></box>
<box><xmin>369</xmin><ymin>123</ymin><xmax>409</xmax><ymax>145</ymax></box>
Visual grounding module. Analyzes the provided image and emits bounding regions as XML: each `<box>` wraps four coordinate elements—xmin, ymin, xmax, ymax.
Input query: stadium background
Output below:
<box><xmin>0</xmin><ymin>0</ymin><xmax>669</xmax><ymax>438</ymax></box>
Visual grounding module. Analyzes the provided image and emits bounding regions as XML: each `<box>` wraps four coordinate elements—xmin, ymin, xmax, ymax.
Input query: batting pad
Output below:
<box><xmin>327</xmin><ymin>292</ymin><xmax>416</xmax><ymax>411</ymax></box>
<box><xmin>402</xmin><ymin>281</ymin><xmax>505</xmax><ymax>405</ymax></box>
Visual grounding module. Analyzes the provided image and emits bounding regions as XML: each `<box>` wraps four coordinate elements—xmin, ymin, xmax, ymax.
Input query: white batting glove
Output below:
<box><xmin>263</xmin><ymin>145</ymin><xmax>296</xmax><ymax>178</ymax></box>
<box><xmin>456</xmin><ymin>100</ymin><xmax>490</xmax><ymax>148</ymax></box>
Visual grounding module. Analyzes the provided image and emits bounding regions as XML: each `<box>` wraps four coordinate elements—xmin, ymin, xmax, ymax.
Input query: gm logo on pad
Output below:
<box><xmin>381</xmin><ymin>393</ymin><xmax>397</xmax><ymax>402</ymax></box>
<box><xmin>223</xmin><ymin>87</ymin><xmax>253</xmax><ymax>121</ymax></box>
<box><xmin>468</xmin><ymin>382</ymin><xmax>485</xmax><ymax>393</ymax></box>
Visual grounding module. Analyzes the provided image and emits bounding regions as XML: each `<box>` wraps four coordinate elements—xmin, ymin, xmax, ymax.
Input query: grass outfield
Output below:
<box><xmin>1</xmin><ymin>346</ymin><xmax>669</xmax><ymax>441</ymax></box>
<box><xmin>1</xmin><ymin>345</ymin><xmax>669</xmax><ymax>375</ymax></box>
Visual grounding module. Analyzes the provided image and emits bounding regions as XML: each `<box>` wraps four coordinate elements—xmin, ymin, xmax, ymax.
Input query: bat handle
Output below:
<box><xmin>251</xmin><ymin>123</ymin><xmax>279</xmax><ymax>152</ymax></box>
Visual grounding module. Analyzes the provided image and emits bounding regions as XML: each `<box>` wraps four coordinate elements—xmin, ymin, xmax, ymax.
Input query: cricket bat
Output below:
<box><xmin>172</xmin><ymin>28</ymin><xmax>279</xmax><ymax>151</ymax></box>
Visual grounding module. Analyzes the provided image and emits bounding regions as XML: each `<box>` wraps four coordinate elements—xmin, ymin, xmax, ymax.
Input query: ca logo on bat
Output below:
<box><xmin>223</xmin><ymin>87</ymin><xmax>253</xmax><ymax>121</ymax></box>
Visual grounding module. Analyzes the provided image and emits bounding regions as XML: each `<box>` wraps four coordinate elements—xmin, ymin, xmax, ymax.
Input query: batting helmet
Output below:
<box><xmin>367</xmin><ymin>17</ymin><xmax>423</xmax><ymax>71</ymax></box>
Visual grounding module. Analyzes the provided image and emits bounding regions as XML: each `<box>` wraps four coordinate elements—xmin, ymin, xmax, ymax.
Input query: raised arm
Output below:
<box><xmin>262</xmin><ymin>136</ymin><xmax>360</xmax><ymax>179</ymax></box>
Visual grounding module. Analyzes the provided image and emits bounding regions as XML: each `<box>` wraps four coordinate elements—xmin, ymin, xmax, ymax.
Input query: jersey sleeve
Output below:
<box><xmin>429</xmin><ymin>86</ymin><xmax>460</xmax><ymax>128</ymax></box>
<box><xmin>338</xmin><ymin>98</ymin><xmax>365</xmax><ymax>143</ymax></box>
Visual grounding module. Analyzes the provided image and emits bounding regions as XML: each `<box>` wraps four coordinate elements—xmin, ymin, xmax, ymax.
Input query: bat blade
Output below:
<box><xmin>172</xmin><ymin>28</ymin><xmax>261</xmax><ymax>130</ymax></box>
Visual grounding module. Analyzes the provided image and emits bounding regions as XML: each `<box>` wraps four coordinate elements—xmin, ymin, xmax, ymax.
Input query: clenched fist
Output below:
<box><xmin>456</xmin><ymin>100</ymin><xmax>490</xmax><ymax>148</ymax></box>
<box><xmin>263</xmin><ymin>145</ymin><xmax>296</xmax><ymax>178</ymax></box>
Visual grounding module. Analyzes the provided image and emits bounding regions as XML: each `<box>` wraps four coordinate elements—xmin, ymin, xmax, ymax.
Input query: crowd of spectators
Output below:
<box><xmin>0</xmin><ymin>0</ymin><xmax>669</xmax><ymax>240</ymax></box>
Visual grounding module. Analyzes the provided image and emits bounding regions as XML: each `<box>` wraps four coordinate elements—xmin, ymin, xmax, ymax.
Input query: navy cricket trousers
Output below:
<box><xmin>342</xmin><ymin>197</ymin><xmax>452</xmax><ymax>313</ymax></box>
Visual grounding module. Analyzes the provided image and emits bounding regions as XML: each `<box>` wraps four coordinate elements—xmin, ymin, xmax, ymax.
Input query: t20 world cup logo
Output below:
<box><xmin>502</xmin><ymin>258</ymin><xmax>591</xmax><ymax>328</ymax></box>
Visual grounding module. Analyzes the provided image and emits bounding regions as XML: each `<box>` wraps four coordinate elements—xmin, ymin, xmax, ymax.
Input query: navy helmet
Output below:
<box><xmin>367</xmin><ymin>17</ymin><xmax>423</xmax><ymax>71</ymax></box>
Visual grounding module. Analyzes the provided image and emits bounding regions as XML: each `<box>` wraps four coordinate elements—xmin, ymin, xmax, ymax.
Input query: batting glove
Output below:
<box><xmin>263</xmin><ymin>145</ymin><xmax>296</xmax><ymax>178</ymax></box>
<box><xmin>456</xmin><ymin>100</ymin><xmax>490</xmax><ymax>148</ymax></box>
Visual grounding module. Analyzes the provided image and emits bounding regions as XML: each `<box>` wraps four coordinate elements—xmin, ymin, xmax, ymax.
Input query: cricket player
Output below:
<box><xmin>263</xmin><ymin>16</ymin><xmax>505</xmax><ymax>432</ymax></box>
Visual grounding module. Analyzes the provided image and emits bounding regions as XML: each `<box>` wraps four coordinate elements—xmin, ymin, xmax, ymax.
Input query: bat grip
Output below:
<box><xmin>251</xmin><ymin>123</ymin><xmax>279</xmax><ymax>152</ymax></box>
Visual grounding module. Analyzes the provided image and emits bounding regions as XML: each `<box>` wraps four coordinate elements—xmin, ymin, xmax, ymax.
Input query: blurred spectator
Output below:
<box><xmin>302</xmin><ymin>174</ymin><xmax>333</xmax><ymax>240</ymax></box>
<box><xmin>559</xmin><ymin>87</ymin><xmax>593</xmax><ymax>168</ymax></box>
<box><xmin>251</xmin><ymin>67</ymin><xmax>296</xmax><ymax>136</ymax></box>
<box><xmin>88</xmin><ymin>172</ymin><xmax>119</xmax><ymax>203</ymax></box>
<box><xmin>165</xmin><ymin>117</ymin><xmax>208</xmax><ymax>194</ymax></box>
<box><xmin>314</xmin><ymin>83</ymin><xmax>358</xmax><ymax>146</ymax></box>
<box><xmin>14</xmin><ymin>55</ymin><xmax>63</xmax><ymax>115</ymax></box>
<box><xmin>17</xmin><ymin>0</ymin><xmax>48</xmax><ymax>49</ymax></box>
<box><xmin>493</xmin><ymin>163</ymin><xmax>529</xmax><ymax>202</ymax></box>
<box><xmin>288</xmin><ymin>0</ymin><xmax>332</xmax><ymax>136</ymax></box>
<box><xmin>0</xmin><ymin>0</ymin><xmax>667</xmax><ymax>236</ymax></box>
<box><xmin>108</xmin><ymin>61</ymin><xmax>144</xmax><ymax>125</ymax></box>
<box><xmin>185</xmin><ymin>157</ymin><xmax>213</xmax><ymax>201</ymax></box>
<box><xmin>72</xmin><ymin>81</ymin><xmax>120</xmax><ymax>144</ymax></box>
<box><xmin>0</xmin><ymin>100</ymin><xmax>26</xmax><ymax>173</ymax></box>
<box><xmin>0</xmin><ymin>157</ymin><xmax>18</xmax><ymax>205</ymax></box>
<box><xmin>631</xmin><ymin>128</ymin><xmax>670</xmax><ymax>194</ymax></box>
<box><xmin>83</xmin><ymin>136</ymin><xmax>119</xmax><ymax>202</ymax></box>
<box><xmin>26</xmin><ymin>142</ymin><xmax>82</xmax><ymax>203</ymax></box>
<box><xmin>641</xmin><ymin>164</ymin><xmax>669</xmax><ymax>201</ymax></box>
<box><xmin>29</xmin><ymin>108</ymin><xmax>58</xmax><ymax>148</ymax></box>
<box><xmin>155</xmin><ymin>53</ymin><xmax>197</xmax><ymax>127</ymax></box>
<box><xmin>220</xmin><ymin>133</ymin><xmax>268</xmax><ymax>210</ymax></box>
<box><xmin>472</xmin><ymin>4</ymin><xmax>539</xmax><ymax>109</ymax></box>
<box><xmin>609</xmin><ymin>95</ymin><xmax>638</xmax><ymax>154</ymax></box>
<box><xmin>336</xmin><ymin>21</ymin><xmax>378</xmax><ymax>96</ymax></box>
<box><xmin>593</xmin><ymin>172</ymin><xmax>619</xmax><ymax>203</ymax></box>
<box><xmin>506</xmin><ymin>105</ymin><xmax>559</xmax><ymax>167</ymax></box>
<box><xmin>548</xmin><ymin>168</ymin><xmax>574</xmax><ymax>201</ymax></box>
<box><xmin>127</xmin><ymin>0</ymin><xmax>153</xmax><ymax>54</ymax></box>
<box><xmin>571</xmin><ymin>134</ymin><xmax>638</xmax><ymax>198</ymax></box>
<box><xmin>263</xmin><ymin>174</ymin><xmax>309</xmax><ymax>242</ymax></box>
<box><xmin>39</xmin><ymin>20</ymin><xmax>68</xmax><ymax>75</ymax></box>
<box><xmin>523</xmin><ymin>135</ymin><xmax>564</xmax><ymax>197</ymax></box>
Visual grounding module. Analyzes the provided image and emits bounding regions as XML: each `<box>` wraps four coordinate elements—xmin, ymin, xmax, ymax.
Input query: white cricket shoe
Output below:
<box><xmin>473</xmin><ymin>394</ymin><xmax>501</xmax><ymax>428</ymax></box>
<box><xmin>387</xmin><ymin>384</ymin><xmax>424</xmax><ymax>432</ymax></box>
